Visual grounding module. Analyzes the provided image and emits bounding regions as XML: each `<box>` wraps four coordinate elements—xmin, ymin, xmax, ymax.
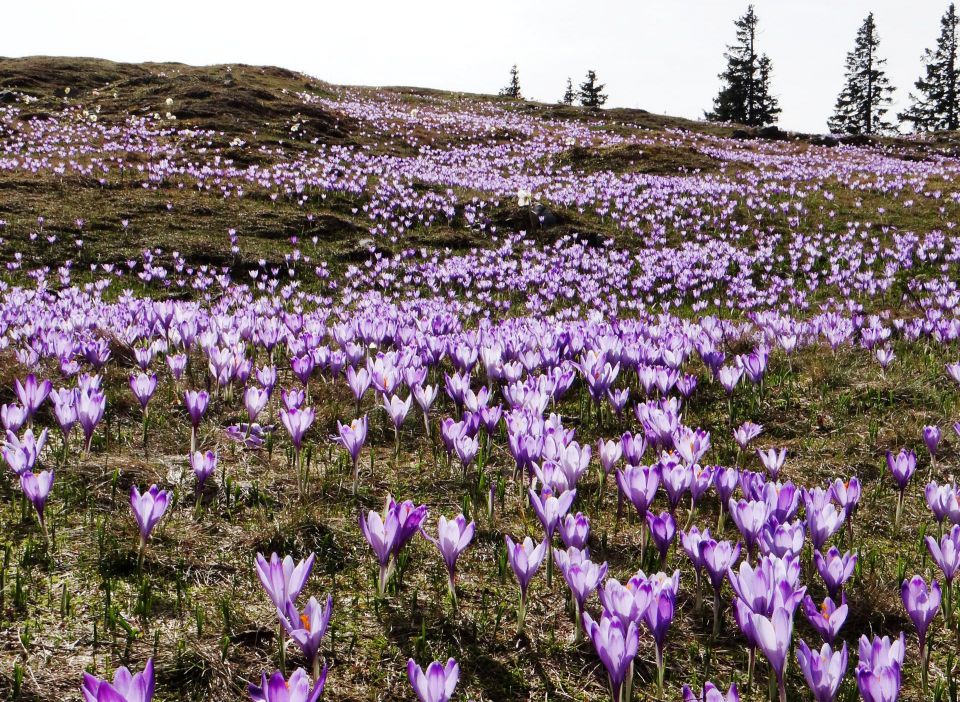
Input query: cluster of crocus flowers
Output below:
<box><xmin>359</xmin><ymin>495</ymin><xmax>427</xmax><ymax>595</ymax></box>
<box><xmin>254</xmin><ymin>552</ymin><xmax>331</xmax><ymax>682</ymax></box>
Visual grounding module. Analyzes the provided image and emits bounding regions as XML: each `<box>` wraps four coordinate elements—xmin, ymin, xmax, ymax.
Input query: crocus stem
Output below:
<box><xmin>352</xmin><ymin>459</ymin><xmax>359</xmax><ymax>495</ymax></box>
<box><xmin>685</xmin><ymin>495</ymin><xmax>695</xmax><ymax>530</ymax></box>
<box><xmin>778</xmin><ymin>676</ymin><xmax>786</xmax><ymax>702</ymax></box>
<box><xmin>378</xmin><ymin>562</ymin><xmax>389</xmax><ymax>596</ymax></box>
<box><xmin>448</xmin><ymin>574</ymin><xmax>458</xmax><ymax>612</ymax></box>
<box><xmin>137</xmin><ymin>540</ymin><xmax>145</xmax><ymax>575</ymax></box>
<box><xmin>278</xmin><ymin>622</ymin><xmax>286</xmax><ymax>673</ymax></box>
<box><xmin>747</xmin><ymin>647</ymin><xmax>755</xmax><ymax>689</ymax></box>
<box><xmin>517</xmin><ymin>592</ymin><xmax>527</xmax><ymax>635</ymax></box>
<box><xmin>712</xmin><ymin>590</ymin><xmax>721</xmax><ymax>636</ymax></box>
<box><xmin>640</xmin><ymin>520</ymin><xmax>647</xmax><ymax>563</ymax></box>
<box><xmin>546</xmin><ymin>548</ymin><xmax>553</xmax><ymax>588</ymax></box>
<box><xmin>921</xmin><ymin>641</ymin><xmax>929</xmax><ymax>693</ymax></box>
<box><xmin>656</xmin><ymin>644</ymin><xmax>664</xmax><ymax>698</ymax></box>
<box><xmin>312</xmin><ymin>656</ymin><xmax>321</xmax><ymax>683</ymax></box>
<box><xmin>40</xmin><ymin>518</ymin><xmax>50</xmax><ymax>549</ymax></box>
<box><xmin>574</xmin><ymin>600</ymin><xmax>582</xmax><ymax>643</ymax></box>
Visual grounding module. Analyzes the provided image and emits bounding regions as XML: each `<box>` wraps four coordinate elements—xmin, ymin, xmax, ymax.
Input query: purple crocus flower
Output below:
<box><xmin>390</xmin><ymin>497</ymin><xmax>428</xmax><ymax>555</ymax></box>
<box><xmin>183</xmin><ymin>389</ymin><xmax>209</xmax><ymax>428</ymax></box>
<box><xmin>558</xmin><ymin>512</ymin><xmax>590</xmax><ymax>550</ymax></box>
<box><xmin>763</xmin><ymin>481</ymin><xmax>800</xmax><ymax>523</ymax></box>
<box><xmin>802</xmin><ymin>594</ymin><xmax>848</xmax><ymax>644</ymax></box>
<box><xmin>244</xmin><ymin>387</ymin><xmax>270</xmax><ymax>424</ymax></box>
<box><xmin>644</xmin><ymin>585</ymin><xmax>676</xmax><ymax>696</ymax></box>
<box><xmin>130</xmin><ymin>485</ymin><xmax>171</xmax><ymax>549</ymax></box>
<box><xmin>814</xmin><ymin>547</ymin><xmax>857</xmax><ymax>600</ymax></box>
<box><xmin>682</xmin><ymin>681</ymin><xmax>739</xmax><ymax>702</ymax></box>
<box><xmin>804</xmin><ymin>496</ymin><xmax>845</xmax><ymax>551</ymax></box>
<box><xmin>407</xmin><ymin>658</ymin><xmax>459</xmax><ymax>702</ymax></box>
<box><xmin>528</xmin><ymin>486</ymin><xmax>575</xmax><ymax>541</ymax></box>
<box><xmin>856</xmin><ymin>633</ymin><xmax>904</xmax><ymax>702</ymax></box>
<box><xmin>759</xmin><ymin>519</ymin><xmax>805</xmax><ymax>559</ymax></box>
<box><xmin>77</xmin><ymin>390</ymin><xmax>106</xmax><ymax>451</ymax></box>
<box><xmin>51</xmin><ymin>389</ymin><xmax>78</xmax><ymax>440</ymax></box>
<box><xmin>278</xmin><ymin>595</ymin><xmax>332</xmax><ymax>680</ymax></box>
<box><xmin>922</xmin><ymin>425</ymin><xmax>941</xmax><ymax>459</ymax></box>
<box><xmin>248</xmin><ymin>667</ymin><xmax>326</xmax><ymax>702</ymax></box>
<box><xmin>582</xmin><ymin>610</ymin><xmax>639</xmax><ymax>702</ymax></box>
<box><xmin>887</xmin><ymin>449</ymin><xmax>916</xmax><ymax>526</ymax></box>
<box><xmin>337</xmin><ymin>415</ymin><xmax>368</xmax><ymax>493</ymax></box>
<box><xmin>948</xmin><ymin>362</ymin><xmax>960</xmax><ymax>386</ymax></box>
<box><xmin>255</xmin><ymin>552</ymin><xmax>316</xmax><ymax>610</ymax></box>
<box><xmin>556</xmin><ymin>550</ymin><xmax>607</xmax><ymax>639</ymax></box>
<box><xmin>423</xmin><ymin>513</ymin><xmax>475</xmax><ymax>602</ymax></box>
<box><xmin>81</xmin><ymin>658</ymin><xmax>154</xmax><ymax>702</ymax></box>
<box><xmin>856</xmin><ymin>665</ymin><xmax>901</xmax><ymax>702</ymax></box>
<box><xmin>381</xmin><ymin>393</ymin><xmax>412</xmax><ymax>429</ymax></box>
<box><xmin>616</xmin><ymin>464</ymin><xmax>659</xmax><ymax>524</ymax></box>
<box><xmin>183</xmin><ymin>389</ymin><xmax>208</xmax><ymax>453</ymax></box>
<box><xmin>166</xmin><ymin>354</ymin><xmax>188</xmax><ymax>381</ymax></box>
<box><xmin>900</xmin><ymin>575</ymin><xmax>941</xmax><ymax>661</ymax></box>
<box><xmin>728</xmin><ymin>498</ymin><xmax>769</xmax><ymax>556</ymax></box>
<box><xmin>280</xmin><ymin>406</ymin><xmax>315</xmax><ymax>452</ymax></box>
<box><xmin>751</xmin><ymin>607</ymin><xmax>793</xmax><ymax>702</ymax></box>
<box><xmin>830</xmin><ymin>477</ymin><xmax>861</xmax><ymax>523</ymax></box>
<box><xmin>129</xmin><ymin>373</ymin><xmax>157</xmax><ymax>409</ymax></box>
<box><xmin>887</xmin><ymin>449</ymin><xmax>917</xmax><ymax>491</ymax></box>
<box><xmin>756</xmin><ymin>448</ymin><xmax>786</xmax><ymax>479</ymax></box>
<box><xmin>796</xmin><ymin>639</ymin><xmax>848</xmax><ymax>702</ymax></box>
<box><xmin>660</xmin><ymin>458</ymin><xmax>692</xmax><ymax>512</ymax></box>
<box><xmin>14</xmin><ymin>374</ymin><xmax>52</xmax><ymax>420</ymax></box>
<box><xmin>924</xmin><ymin>481</ymin><xmax>960</xmax><ymax>526</ymax></box>
<box><xmin>733</xmin><ymin>421</ymin><xmax>763</xmax><ymax>450</ymax></box>
<box><xmin>190</xmin><ymin>450</ymin><xmax>217</xmax><ymax>490</ymax></box>
<box><xmin>927</xmin><ymin>525</ymin><xmax>960</xmax><ymax>584</ymax></box>
<box><xmin>360</xmin><ymin>506</ymin><xmax>399</xmax><ymax>595</ymax></box>
<box><xmin>282</xmin><ymin>388</ymin><xmax>306</xmax><ymax>411</ymax></box>
<box><xmin>646</xmin><ymin>511</ymin><xmax>676</xmax><ymax>564</ymax></box>
<box><xmin>597</xmin><ymin>438</ymin><xmax>622</xmax><ymax>476</ymax></box>
<box><xmin>3</xmin><ymin>427</ymin><xmax>48</xmax><ymax>475</ymax></box>
<box><xmin>504</xmin><ymin>534</ymin><xmax>547</xmax><ymax>632</ymax></box>
<box><xmin>620</xmin><ymin>431</ymin><xmax>647</xmax><ymax>466</ymax></box>
<box><xmin>1</xmin><ymin>403</ymin><xmax>26</xmax><ymax>432</ymax></box>
<box><xmin>20</xmin><ymin>468</ymin><xmax>54</xmax><ymax>536</ymax></box>
<box><xmin>700</xmin><ymin>537</ymin><xmax>740</xmax><ymax>634</ymax></box>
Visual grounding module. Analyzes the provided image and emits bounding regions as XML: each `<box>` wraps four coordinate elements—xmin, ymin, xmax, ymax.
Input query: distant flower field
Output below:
<box><xmin>0</xmin><ymin>58</ymin><xmax>959</xmax><ymax>701</ymax></box>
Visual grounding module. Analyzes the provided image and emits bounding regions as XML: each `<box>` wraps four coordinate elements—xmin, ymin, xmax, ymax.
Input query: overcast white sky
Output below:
<box><xmin>2</xmin><ymin>1</ymin><xmax>954</xmax><ymax>133</ymax></box>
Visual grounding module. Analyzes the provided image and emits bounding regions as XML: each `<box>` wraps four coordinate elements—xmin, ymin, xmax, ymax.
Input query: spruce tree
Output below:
<box><xmin>901</xmin><ymin>3</ymin><xmax>960</xmax><ymax>132</ymax></box>
<box><xmin>499</xmin><ymin>65</ymin><xmax>522</xmax><ymax>99</ymax></box>
<box><xmin>706</xmin><ymin>5</ymin><xmax>780</xmax><ymax>126</ymax></box>
<box><xmin>578</xmin><ymin>70</ymin><xmax>608</xmax><ymax>108</ymax></box>
<box><xmin>561</xmin><ymin>77</ymin><xmax>575</xmax><ymax>105</ymax></box>
<box><xmin>828</xmin><ymin>13</ymin><xmax>896</xmax><ymax>135</ymax></box>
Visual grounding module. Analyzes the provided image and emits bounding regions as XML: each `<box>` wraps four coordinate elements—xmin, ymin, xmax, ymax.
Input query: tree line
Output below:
<box><xmin>499</xmin><ymin>4</ymin><xmax>960</xmax><ymax>135</ymax></box>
